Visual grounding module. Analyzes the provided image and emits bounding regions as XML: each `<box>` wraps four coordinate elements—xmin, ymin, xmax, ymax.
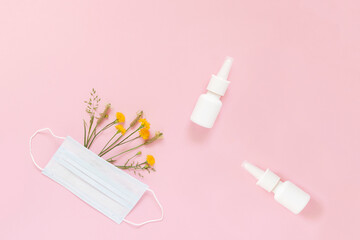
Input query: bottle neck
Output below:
<box><xmin>206</xmin><ymin>91</ymin><xmax>221</xmax><ymax>99</ymax></box>
<box><xmin>272</xmin><ymin>181</ymin><xmax>284</xmax><ymax>194</ymax></box>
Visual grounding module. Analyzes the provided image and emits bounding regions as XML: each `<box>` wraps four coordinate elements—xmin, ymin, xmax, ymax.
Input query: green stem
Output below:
<box><xmin>99</xmin><ymin>132</ymin><xmax>119</xmax><ymax>154</ymax></box>
<box><xmin>117</xmin><ymin>162</ymin><xmax>146</xmax><ymax>170</ymax></box>
<box><xmin>98</xmin><ymin>126</ymin><xmax>130</xmax><ymax>156</ymax></box>
<box><xmin>120</xmin><ymin>136</ymin><xmax>141</xmax><ymax>145</ymax></box>
<box><xmin>124</xmin><ymin>153</ymin><xmax>139</xmax><ymax>166</ymax></box>
<box><xmin>87</xmin><ymin>120</ymin><xmax>117</xmax><ymax>149</ymax></box>
<box><xmin>119</xmin><ymin>126</ymin><xmax>142</xmax><ymax>144</ymax></box>
<box><xmin>85</xmin><ymin>115</ymin><xmax>94</xmax><ymax>147</ymax></box>
<box><xmin>87</xmin><ymin>123</ymin><xmax>98</xmax><ymax>148</ymax></box>
<box><xmin>104</xmin><ymin>135</ymin><xmax>141</xmax><ymax>155</ymax></box>
<box><xmin>83</xmin><ymin>120</ymin><xmax>87</xmax><ymax>146</ymax></box>
<box><xmin>99</xmin><ymin>126</ymin><xmax>142</xmax><ymax>157</ymax></box>
<box><xmin>106</xmin><ymin>143</ymin><xmax>145</xmax><ymax>162</ymax></box>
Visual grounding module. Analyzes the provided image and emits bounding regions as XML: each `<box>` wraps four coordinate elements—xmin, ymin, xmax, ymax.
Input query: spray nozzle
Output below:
<box><xmin>242</xmin><ymin>161</ymin><xmax>280</xmax><ymax>192</ymax></box>
<box><xmin>241</xmin><ymin>161</ymin><xmax>265</xmax><ymax>180</ymax></box>
<box><xmin>206</xmin><ymin>57</ymin><xmax>233</xmax><ymax>97</ymax></box>
<box><xmin>216</xmin><ymin>57</ymin><xmax>233</xmax><ymax>80</ymax></box>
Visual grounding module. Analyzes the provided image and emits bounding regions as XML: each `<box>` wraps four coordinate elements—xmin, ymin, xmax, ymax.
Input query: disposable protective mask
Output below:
<box><xmin>29</xmin><ymin>128</ymin><xmax>163</xmax><ymax>226</ymax></box>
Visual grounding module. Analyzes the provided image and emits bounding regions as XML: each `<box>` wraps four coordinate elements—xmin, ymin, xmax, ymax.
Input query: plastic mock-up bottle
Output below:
<box><xmin>190</xmin><ymin>57</ymin><xmax>233</xmax><ymax>128</ymax></box>
<box><xmin>242</xmin><ymin>161</ymin><xmax>310</xmax><ymax>214</ymax></box>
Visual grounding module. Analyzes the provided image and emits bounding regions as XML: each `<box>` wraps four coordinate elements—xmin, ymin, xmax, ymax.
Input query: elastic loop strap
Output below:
<box><xmin>123</xmin><ymin>189</ymin><xmax>164</xmax><ymax>226</ymax></box>
<box><xmin>29</xmin><ymin>128</ymin><xmax>65</xmax><ymax>171</ymax></box>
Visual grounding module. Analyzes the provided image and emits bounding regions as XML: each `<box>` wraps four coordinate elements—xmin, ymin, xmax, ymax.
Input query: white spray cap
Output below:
<box><xmin>242</xmin><ymin>161</ymin><xmax>280</xmax><ymax>192</ymax></box>
<box><xmin>242</xmin><ymin>161</ymin><xmax>310</xmax><ymax>214</ymax></box>
<box><xmin>207</xmin><ymin>57</ymin><xmax>233</xmax><ymax>96</ymax></box>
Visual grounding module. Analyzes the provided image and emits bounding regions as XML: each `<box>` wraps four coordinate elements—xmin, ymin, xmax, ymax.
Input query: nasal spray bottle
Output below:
<box><xmin>191</xmin><ymin>57</ymin><xmax>233</xmax><ymax>128</ymax></box>
<box><xmin>242</xmin><ymin>161</ymin><xmax>310</xmax><ymax>214</ymax></box>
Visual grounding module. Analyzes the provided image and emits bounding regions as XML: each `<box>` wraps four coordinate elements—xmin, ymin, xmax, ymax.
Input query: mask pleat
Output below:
<box><xmin>42</xmin><ymin>136</ymin><xmax>149</xmax><ymax>224</ymax></box>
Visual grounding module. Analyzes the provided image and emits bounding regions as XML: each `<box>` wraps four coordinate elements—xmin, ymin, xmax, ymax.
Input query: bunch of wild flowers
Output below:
<box><xmin>83</xmin><ymin>89</ymin><xmax>163</xmax><ymax>177</ymax></box>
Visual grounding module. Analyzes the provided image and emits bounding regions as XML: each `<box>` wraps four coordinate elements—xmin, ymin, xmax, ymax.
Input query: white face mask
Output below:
<box><xmin>29</xmin><ymin>128</ymin><xmax>163</xmax><ymax>226</ymax></box>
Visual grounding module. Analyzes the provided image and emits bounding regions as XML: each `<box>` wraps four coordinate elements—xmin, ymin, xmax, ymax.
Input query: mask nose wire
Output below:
<box><xmin>29</xmin><ymin>128</ymin><xmax>66</xmax><ymax>171</ymax></box>
<box><xmin>123</xmin><ymin>188</ymin><xmax>164</xmax><ymax>226</ymax></box>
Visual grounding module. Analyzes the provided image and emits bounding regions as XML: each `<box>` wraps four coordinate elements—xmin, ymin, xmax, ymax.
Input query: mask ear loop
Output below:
<box><xmin>29</xmin><ymin>128</ymin><xmax>65</xmax><ymax>171</ymax></box>
<box><xmin>123</xmin><ymin>188</ymin><xmax>164</xmax><ymax>226</ymax></box>
<box><xmin>30</xmin><ymin>128</ymin><xmax>163</xmax><ymax>225</ymax></box>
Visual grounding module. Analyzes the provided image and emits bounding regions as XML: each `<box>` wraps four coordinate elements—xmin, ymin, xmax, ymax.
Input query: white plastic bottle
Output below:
<box><xmin>190</xmin><ymin>57</ymin><xmax>233</xmax><ymax>128</ymax></box>
<box><xmin>242</xmin><ymin>161</ymin><xmax>310</xmax><ymax>214</ymax></box>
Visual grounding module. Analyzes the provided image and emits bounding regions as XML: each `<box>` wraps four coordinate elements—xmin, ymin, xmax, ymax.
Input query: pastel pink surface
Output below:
<box><xmin>1</xmin><ymin>0</ymin><xmax>360</xmax><ymax>239</ymax></box>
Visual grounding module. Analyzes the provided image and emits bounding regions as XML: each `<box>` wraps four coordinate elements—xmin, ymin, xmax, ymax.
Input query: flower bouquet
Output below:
<box><xmin>82</xmin><ymin>89</ymin><xmax>163</xmax><ymax>177</ymax></box>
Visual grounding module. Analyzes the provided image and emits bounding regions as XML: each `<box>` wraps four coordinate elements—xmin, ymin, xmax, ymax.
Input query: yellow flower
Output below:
<box><xmin>139</xmin><ymin>128</ymin><xmax>150</xmax><ymax>140</ymax></box>
<box><xmin>139</xmin><ymin>118</ymin><xmax>150</xmax><ymax>129</ymax></box>
<box><xmin>116</xmin><ymin>112</ymin><xmax>125</xmax><ymax>123</ymax></box>
<box><xmin>115</xmin><ymin>124</ymin><xmax>126</xmax><ymax>134</ymax></box>
<box><xmin>146</xmin><ymin>155</ymin><xmax>155</xmax><ymax>166</ymax></box>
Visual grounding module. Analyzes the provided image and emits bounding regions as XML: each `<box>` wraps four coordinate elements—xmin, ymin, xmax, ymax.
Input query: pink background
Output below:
<box><xmin>1</xmin><ymin>0</ymin><xmax>360</xmax><ymax>239</ymax></box>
